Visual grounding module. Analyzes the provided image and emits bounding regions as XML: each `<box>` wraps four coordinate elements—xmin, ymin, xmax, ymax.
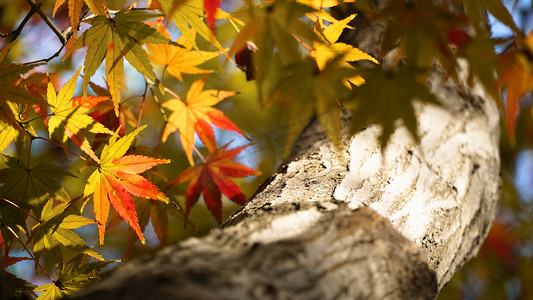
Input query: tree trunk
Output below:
<box><xmin>68</xmin><ymin>4</ymin><xmax>501</xmax><ymax>299</ymax></box>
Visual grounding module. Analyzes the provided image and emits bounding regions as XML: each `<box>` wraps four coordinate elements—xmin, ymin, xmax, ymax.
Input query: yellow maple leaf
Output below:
<box><xmin>311</xmin><ymin>15</ymin><xmax>378</xmax><ymax>86</ymax></box>
<box><xmin>147</xmin><ymin>22</ymin><xmax>224</xmax><ymax>81</ymax></box>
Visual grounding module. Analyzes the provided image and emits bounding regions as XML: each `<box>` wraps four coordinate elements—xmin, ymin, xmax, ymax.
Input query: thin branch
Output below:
<box><xmin>26</xmin><ymin>0</ymin><xmax>67</xmax><ymax>44</ymax></box>
<box><xmin>136</xmin><ymin>83</ymin><xmax>149</xmax><ymax>130</ymax></box>
<box><xmin>7</xmin><ymin>3</ymin><xmax>39</xmax><ymax>43</ymax></box>
<box><xmin>27</xmin><ymin>40</ymin><xmax>68</xmax><ymax>64</ymax></box>
<box><xmin>32</xmin><ymin>136</ymin><xmax>96</xmax><ymax>166</ymax></box>
<box><xmin>0</xmin><ymin>197</ymin><xmax>40</xmax><ymax>223</ymax></box>
<box><xmin>4</xmin><ymin>225</ymin><xmax>55</xmax><ymax>282</ymax></box>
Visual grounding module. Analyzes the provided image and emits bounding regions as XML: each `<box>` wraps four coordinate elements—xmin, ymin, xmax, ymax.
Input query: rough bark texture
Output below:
<box><xmin>68</xmin><ymin>2</ymin><xmax>501</xmax><ymax>299</ymax></box>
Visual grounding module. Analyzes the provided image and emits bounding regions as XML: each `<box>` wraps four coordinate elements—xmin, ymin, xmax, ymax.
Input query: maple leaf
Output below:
<box><xmin>31</xmin><ymin>200</ymin><xmax>103</xmax><ymax>262</ymax></box>
<box><xmin>0</xmin><ymin>101</ymin><xmax>42</xmax><ymax>154</ymax></box>
<box><xmin>0</xmin><ymin>59</ymin><xmax>43</xmax><ymax>143</ymax></box>
<box><xmin>0</xmin><ymin>154</ymin><xmax>74</xmax><ymax>208</ymax></box>
<box><xmin>0</xmin><ymin>62</ymin><xmax>42</xmax><ymax>106</ymax></box>
<box><xmin>0</xmin><ymin>113</ymin><xmax>20</xmax><ymax>153</ymax></box>
<box><xmin>378</xmin><ymin>0</ymin><xmax>460</xmax><ymax>75</ymax></box>
<box><xmin>168</xmin><ymin>142</ymin><xmax>259</xmax><ymax>223</ymax></box>
<box><xmin>83</xmin><ymin>125</ymin><xmax>170</xmax><ymax>245</ymax></box>
<box><xmin>122</xmin><ymin>198</ymin><xmax>170</xmax><ymax>259</ymax></box>
<box><xmin>52</xmin><ymin>0</ymin><xmax>103</xmax><ymax>36</ymax></box>
<box><xmin>204</xmin><ymin>0</ymin><xmax>220</xmax><ymax>33</ymax></box>
<box><xmin>72</xmin><ymin>95</ymin><xmax>109</xmax><ymax>109</ymax></box>
<box><xmin>459</xmin><ymin>0</ymin><xmax>518</xmax><ymax>34</ymax></box>
<box><xmin>298</xmin><ymin>0</ymin><xmax>354</xmax><ymax>22</ymax></box>
<box><xmin>47</xmin><ymin>67</ymin><xmax>113</xmax><ymax>161</ymax></box>
<box><xmin>70</xmin><ymin>9</ymin><xmax>176</xmax><ymax>114</ymax></box>
<box><xmin>268</xmin><ymin>56</ymin><xmax>359</xmax><ymax>152</ymax></box>
<box><xmin>311</xmin><ymin>14</ymin><xmax>378</xmax><ymax>87</ymax></box>
<box><xmin>227</xmin><ymin>0</ymin><xmax>320</xmax><ymax>100</ymax></box>
<box><xmin>35</xmin><ymin>254</ymin><xmax>117</xmax><ymax>299</ymax></box>
<box><xmin>147</xmin><ymin>23</ymin><xmax>224</xmax><ymax>81</ymax></box>
<box><xmin>349</xmin><ymin>65</ymin><xmax>439</xmax><ymax>149</ymax></box>
<box><xmin>161</xmin><ymin>78</ymin><xmax>242</xmax><ymax>165</ymax></box>
<box><xmin>1</xmin><ymin>243</ymin><xmax>36</xmax><ymax>294</ymax></box>
<box><xmin>160</xmin><ymin>0</ymin><xmax>225</xmax><ymax>51</ymax></box>
<box><xmin>498</xmin><ymin>35</ymin><xmax>533</xmax><ymax>140</ymax></box>
<box><xmin>480</xmin><ymin>218</ymin><xmax>518</xmax><ymax>269</ymax></box>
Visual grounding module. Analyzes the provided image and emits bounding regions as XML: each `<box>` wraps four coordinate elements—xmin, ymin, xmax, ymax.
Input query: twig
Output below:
<box><xmin>7</xmin><ymin>3</ymin><xmax>39</xmax><ymax>43</ymax></box>
<box><xmin>4</xmin><ymin>225</ymin><xmax>55</xmax><ymax>282</ymax></box>
<box><xmin>27</xmin><ymin>41</ymin><xmax>68</xmax><ymax>64</ymax></box>
<box><xmin>26</xmin><ymin>0</ymin><xmax>67</xmax><ymax>44</ymax></box>
<box><xmin>0</xmin><ymin>198</ymin><xmax>40</xmax><ymax>223</ymax></box>
<box><xmin>33</xmin><ymin>136</ymin><xmax>96</xmax><ymax>166</ymax></box>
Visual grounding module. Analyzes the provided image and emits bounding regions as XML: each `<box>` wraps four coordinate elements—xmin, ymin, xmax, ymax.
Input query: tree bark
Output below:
<box><xmin>68</xmin><ymin>4</ymin><xmax>501</xmax><ymax>299</ymax></box>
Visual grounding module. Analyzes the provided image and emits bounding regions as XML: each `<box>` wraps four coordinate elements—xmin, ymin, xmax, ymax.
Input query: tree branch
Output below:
<box><xmin>26</xmin><ymin>0</ymin><xmax>67</xmax><ymax>44</ymax></box>
<box><xmin>6</xmin><ymin>3</ymin><xmax>38</xmax><ymax>43</ymax></box>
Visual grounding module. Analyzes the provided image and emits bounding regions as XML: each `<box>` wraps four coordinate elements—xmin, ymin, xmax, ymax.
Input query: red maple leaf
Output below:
<box><xmin>168</xmin><ymin>140</ymin><xmax>259</xmax><ymax>223</ymax></box>
<box><xmin>204</xmin><ymin>0</ymin><xmax>220</xmax><ymax>33</ymax></box>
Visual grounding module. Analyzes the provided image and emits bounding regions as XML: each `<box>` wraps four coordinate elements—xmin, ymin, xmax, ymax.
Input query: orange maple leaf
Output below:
<box><xmin>72</xmin><ymin>95</ymin><xmax>109</xmax><ymax>109</ymax></box>
<box><xmin>161</xmin><ymin>78</ymin><xmax>243</xmax><ymax>165</ymax></box>
<box><xmin>83</xmin><ymin>125</ymin><xmax>170</xmax><ymax>245</ymax></box>
<box><xmin>498</xmin><ymin>34</ymin><xmax>533</xmax><ymax>140</ymax></box>
<box><xmin>147</xmin><ymin>22</ymin><xmax>224</xmax><ymax>81</ymax></box>
<box><xmin>168</xmin><ymin>141</ymin><xmax>259</xmax><ymax>223</ymax></box>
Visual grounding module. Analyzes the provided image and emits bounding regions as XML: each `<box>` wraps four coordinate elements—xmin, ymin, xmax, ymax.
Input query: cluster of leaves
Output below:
<box><xmin>1</xmin><ymin>0</ymin><xmax>532</xmax><ymax>298</ymax></box>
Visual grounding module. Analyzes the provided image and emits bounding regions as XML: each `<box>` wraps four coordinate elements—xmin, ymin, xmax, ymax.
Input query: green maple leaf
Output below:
<box><xmin>0</xmin><ymin>154</ymin><xmax>74</xmax><ymax>208</ymax></box>
<box><xmin>0</xmin><ymin>102</ymin><xmax>39</xmax><ymax>153</ymax></box>
<box><xmin>228</xmin><ymin>0</ymin><xmax>320</xmax><ymax>101</ymax></box>
<box><xmin>457</xmin><ymin>33</ymin><xmax>500</xmax><ymax>99</ymax></box>
<box><xmin>3</xmin><ymin>272</ymin><xmax>36</xmax><ymax>297</ymax></box>
<box><xmin>0</xmin><ymin>61</ymin><xmax>43</xmax><ymax>149</ymax></box>
<box><xmin>47</xmin><ymin>67</ymin><xmax>113</xmax><ymax>161</ymax></box>
<box><xmin>460</xmin><ymin>0</ymin><xmax>518</xmax><ymax>33</ymax></box>
<box><xmin>379</xmin><ymin>0</ymin><xmax>458</xmax><ymax>73</ymax></box>
<box><xmin>71</xmin><ymin>8</ymin><xmax>176</xmax><ymax>114</ymax></box>
<box><xmin>0</xmin><ymin>62</ymin><xmax>42</xmax><ymax>106</ymax></box>
<box><xmin>269</xmin><ymin>56</ymin><xmax>358</xmax><ymax>154</ymax></box>
<box><xmin>35</xmin><ymin>254</ymin><xmax>117</xmax><ymax>299</ymax></box>
<box><xmin>31</xmin><ymin>200</ymin><xmax>103</xmax><ymax>263</ymax></box>
<box><xmin>349</xmin><ymin>65</ymin><xmax>439</xmax><ymax>149</ymax></box>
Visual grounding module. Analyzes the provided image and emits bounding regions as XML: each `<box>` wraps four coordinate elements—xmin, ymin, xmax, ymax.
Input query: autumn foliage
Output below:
<box><xmin>0</xmin><ymin>0</ymin><xmax>532</xmax><ymax>298</ymax></box>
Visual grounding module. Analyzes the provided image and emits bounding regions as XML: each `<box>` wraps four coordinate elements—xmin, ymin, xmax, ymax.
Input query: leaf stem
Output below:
<box><xmin>0</xmin><ymin>197</ymin><xmax>40</xmax><ymax>223</ymax></box>
<box><xmin>134</xmin><ymin>84</ymin><xmax>149</xmax><ymax>149</ymax></box>
<box><xmin>291</xmin><ymin>33</ymin><xmax>313</xmax><ymax>51</ymax></box>
<box><xmin>192</xmin><ymin>145</ymin><xmax>206</xmax><ymax>164</ymax></box>
<box><xmin>33</xmin><ymin>136</ymin><xmax>96</xmax><ymax>166</ymax></box>
<box><xmin>136</xmin><ymin>84</ymin><xmax>149</xmax><ymax>130</ymax></box>
<box><xmin>161</xmin><ymin>65</ymin><xmax>168</xmax><ymax>85</ymax></box>
<box><xmin>7</xmin><ymin>2</ymin><xmax>38</xmax><ymax>43</ymax></box>
<box><xmin>26</xmin><ymin>138</ymin><xmax>33</xmax><ymax>168</ymax></box>
<box><xmin>228</xmin><ymin>19</ymin><xmax>241</xmax><ymax>34</ymax></box>
<box><xmin>163</xmin><ymin>87</ymin><xmax>180</xmax><ymax>100</ymax></box>
<box><xmin>22</xmin><ymin>113</ymin><xmax>55</xmax><ymax>125</ymax></box>
<box><xmin>4</xmin><ymin>225</ymin><xmax>55</xmax><ymax>282</ymax></box>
